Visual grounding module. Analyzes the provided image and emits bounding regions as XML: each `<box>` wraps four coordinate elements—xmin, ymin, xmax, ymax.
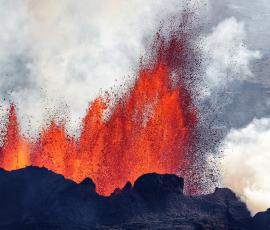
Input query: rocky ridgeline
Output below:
<box><xmin>0</xmin><ymin>167</ymin><xmax>269</xmax><ymax>230</ymax></box>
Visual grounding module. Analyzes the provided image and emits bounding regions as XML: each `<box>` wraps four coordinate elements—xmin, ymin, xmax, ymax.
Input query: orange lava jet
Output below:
<box><xmin>0</xmin><ymin>30</ymin><xmax>198</xmax><ymax>195</ymax></box>
<box><xmin>0</xmin><ymin>104</ymin><xmax>30</xmax><ymax>171</ymax></box>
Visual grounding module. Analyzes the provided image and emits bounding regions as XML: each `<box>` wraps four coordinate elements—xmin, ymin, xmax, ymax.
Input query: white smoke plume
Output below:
<box><xmin>202</xmin><ymin>17</ymin><xmax>261</xmax><ymax>95</ymax></box>
<box><xmin>0</xmin><ymin>0</ymin><xmax>188</xmax><ymax>136</ymax></box>
<box><xmin>220</xmin><ymin>118</ymin><xmax>270</xmax><ymax>215</ymax></box>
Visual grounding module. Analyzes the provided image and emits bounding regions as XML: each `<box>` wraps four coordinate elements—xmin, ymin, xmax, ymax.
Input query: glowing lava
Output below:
<box><xmin>0</xmin><ymin>104</ymin><xmax>30</xmax><ymax>171</ymax></box>
<box><xmin>0</xmin><ymin>30</ymin><xmax>198</xmax><ymax>195</ymax></box>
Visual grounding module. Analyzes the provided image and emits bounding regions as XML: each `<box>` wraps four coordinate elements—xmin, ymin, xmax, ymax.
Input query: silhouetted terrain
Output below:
<box><xmin>0</xmin><ymin>167</ymin><xmax>269</xmax><ymax>230</ymax></box>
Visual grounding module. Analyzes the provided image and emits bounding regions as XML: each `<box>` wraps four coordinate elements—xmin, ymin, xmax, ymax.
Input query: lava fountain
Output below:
<box><xmin>0</xmin><ymin>20</ymin><xmax>199</xmax><ymax>195</ymax></box>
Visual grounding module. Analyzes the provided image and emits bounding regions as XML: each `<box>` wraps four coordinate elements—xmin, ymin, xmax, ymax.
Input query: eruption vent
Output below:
<box><xmin>0</xmin><ymin>23</ymin><xmax>198</xmax><ymax>195</ymax></box>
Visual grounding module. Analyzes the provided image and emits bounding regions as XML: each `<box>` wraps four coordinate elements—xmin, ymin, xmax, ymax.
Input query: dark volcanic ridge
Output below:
<box><xmin>0</xmin><ymin>167</ymin><xmax>269</xmax><ymax>230</ymax></box>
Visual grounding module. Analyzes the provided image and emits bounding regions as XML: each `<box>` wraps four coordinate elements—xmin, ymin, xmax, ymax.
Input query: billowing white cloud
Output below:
<box><xmin>0</xmin><ymin>0</ymin><xmax>185</xmax><ymax>136</ymax></box>
<box><xmin>220</xmin><ymin>118</ymin><xmax>270</xmax><ymax>214</ymax></box>
<box><xmin>202</xmin><ymin>17</ymin><xmax>261</xmax><ymax>94</ymax></box>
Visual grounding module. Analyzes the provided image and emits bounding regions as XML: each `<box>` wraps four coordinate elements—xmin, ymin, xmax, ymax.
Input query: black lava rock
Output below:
<box><xmin>0</xmin><ymin>166</ymin><xmax>266</xmax><ymax>230</ymax></box>
<box><xmin>134</xmin><ymin>173</ymin><xmax>184</xmax><ymax>200</ymax></box>
<box><xmin>252</xmin><ymin>208</ymin><xmax>270</xmax><ymax>230</ymax></box>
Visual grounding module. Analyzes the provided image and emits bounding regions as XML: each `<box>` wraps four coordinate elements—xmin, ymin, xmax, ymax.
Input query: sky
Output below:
<box><xmin>0</xmin><ymin>0</ymin><xmax>269</xmax><ymax>214</ymax></box>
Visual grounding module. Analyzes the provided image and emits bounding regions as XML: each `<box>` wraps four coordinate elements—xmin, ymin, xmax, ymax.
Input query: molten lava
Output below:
<box><xmin>0</xmin><ymin>31</ymin><xmax>198</xmax><ymax>195</ymax></box>
<box><xmin>0</xmin><ymin>104</ymin><xmax>30</xmax><ymax>171</ymax></box>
